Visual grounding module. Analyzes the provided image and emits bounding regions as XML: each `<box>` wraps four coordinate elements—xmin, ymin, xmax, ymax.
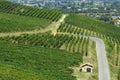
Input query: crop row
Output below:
<box><xmin>65</xmin><ymin>14</ymin><xmax>120</xmax><ymax>43</ymax></box>
<box><xmin>2</xmin><ymin>33</ymin><xmax>89</xmax><ymax>56</ymax></box>
<box><xmin>118</xmin><ymin>69</ymin><xmax>120</xmax><ymax>80</ymax></box>
<box><xmin>0</xmin><ymin>1</ymin><xmax>62</xmax><ymax>21</ymax></box>
<box><xmin>57</xmin><ymin>23</ymin><xmax>120</xmax><ymax>68</ymax></box>
<box><xmin>57</xmin><ymin>23</ymin><xmax>119</xmax><ymax>44</ymax></box>
<box><xmin>57</xmin><ymin>23</ymin><xmax>107</xmax><ymax>39</ymax></box>
<box><xmin>57</xmin><ymin>23</ymin><xmax>91</xmax><ymax>35</ymax></box>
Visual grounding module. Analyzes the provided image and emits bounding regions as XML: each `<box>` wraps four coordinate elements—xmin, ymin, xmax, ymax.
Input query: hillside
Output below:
<box><xmin>0</xmin><ymin>13</ymin><xmax>51</xmax><ymax>32</ymax></box>
<box><xmin>0</xmin><ymin>1</ymin><xmax>120</xmax><ymax>80</ymax></box>
<box><xmin>57</xmin><ymin>14</ymin><xmax>120</xmax><ymax>80</ymax></box>
<box><xmin>0</xmin><ymin>0</ymin><xmax>62</xmax><ymax>21</ymax></box>
<box><xmin>0</xmin><ymin>40</ymin><xmax>82</xmax><ymax>80</ymax></box>
<box><xmin>0</xmin><ymin>1</ymin><xmax>84</xmax><ymax>80</ymax></box>
<box><xmin>64</xmin><ymin>14</ymin><xmax>120</xmax><ymax>42</ymax></box>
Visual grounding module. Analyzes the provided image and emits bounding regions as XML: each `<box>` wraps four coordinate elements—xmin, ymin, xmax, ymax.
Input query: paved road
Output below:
<box><xmin>59</xmin><ymin>33</ymin><xmax>111</xmax><ymax>80</ymax></box>
<box><xmin>90</xmin><ymin>37</ymin><xmax>110</xmax><ymax>80</ymax></box>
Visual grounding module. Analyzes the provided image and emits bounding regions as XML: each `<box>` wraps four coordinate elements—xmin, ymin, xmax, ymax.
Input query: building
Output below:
<box><xmin>115</xmin><ymin>20</ymin><xmax>120</xmax><ymax>27</ymax></box>
<box><xmin>80</xmin><ymin>63</ymin><xmax>93</xmax><ymax>72</ymax></box>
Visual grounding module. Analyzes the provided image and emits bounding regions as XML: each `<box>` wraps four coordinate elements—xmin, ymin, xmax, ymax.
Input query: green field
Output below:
<box><xmin>0</xmin><ymin>0</ymin><xmax>120</xmax><ymax>80</ymax></box>
<box><xmin>0</xmin><ymin>13</ymin><xmax>51</xmax><ymax>32</ymax></box>
<box><xmin>0</xmin><ymin>40</ymin><xmax>82</xmax><ymax>80</ymax></box>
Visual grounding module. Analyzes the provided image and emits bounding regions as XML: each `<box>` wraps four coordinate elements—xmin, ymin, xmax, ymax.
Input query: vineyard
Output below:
<box><xmin>105</xmin><ymin>39</ymin><xmax>120</xmax><ymax>80</ymax></box>
<box><xmin>0</xmin><ymin>1</ymin><xmax>62</xmax><ymax>21</ymax></box>
<box><xmin>57</xmin><ymin>23</ymin><xmax>92</xmax><ymax>35</ymax></box>
<box><xmin>58</xmin><ymin>14</ymin><xmax>120</xmax><ymax>80</ymax></box>
<box><xmin>2</xmin><ymin>32</ymin><xmax>89</xmax><ymax>56</ymax></box>
<box><xmin>0</xmin><ymin>1</ymin><xmax>120</xmax><ymax>80</ymax></box>
<box><xmin>57</xmin><ymin>22</ymin><xmax>120</xmax><ymax>67</ymax></box>
<box><xmin>0</xmin><ymin>40</ymin><xmax>82</xmax><ymax>80</ymax></box>
<box><xmin>0</xmin><ymin>13</ymin><xmax>51</xmax><ymax>32</ymax></box>
<box><xmin>65</xmin><ymin>14</ymin><xmax>120</xmax><ymax>42</ymax></box>
<box><xmin>118</xmin><ymin>69</ymin><xmax>120</xmax><ymax>80</ymax></box>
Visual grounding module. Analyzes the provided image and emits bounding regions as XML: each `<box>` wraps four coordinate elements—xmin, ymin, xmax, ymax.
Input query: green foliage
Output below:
<box><xmin>57</xmin><ymin>23</ymin><xmax>86</xmax><ymax>35</ymax></box>
<box><xmin>0</xmin><ymin>40</ymin><xmax>82</xmax><ymax>80</ymax></box>
<box><xmin>0</xmin><ymin>1</ymin><xmax>62</xmax><ymax>21</ymax></box>
<box><xmin>118</xmin><ymin>68</ymin><xmax>120</xmax><ymax>80</ymax></box>
<box><xmin>0</xmin><ymin>13</ymin><xmax>51</xmax><ymax>32</ymax></box>
<box><xmin>60</xmin><ymin>14</ymin><xmax>120</xmax><ymax>80</ymax></box>
<box><xmin>65</xmin><ymin>14</ymin><xmax>120</xmax><ymax>42</ymax></box>
<box><xmin>2</xmin><ymin>33</ymin><xmax>89</xmax><ymax>54</ymax></box>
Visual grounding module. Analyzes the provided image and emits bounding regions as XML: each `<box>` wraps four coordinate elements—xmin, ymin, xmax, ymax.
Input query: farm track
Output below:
<box><xmin>0</xmin><ymin>14</ymin><xmax>67</xmax><ymax>37</ymax></box>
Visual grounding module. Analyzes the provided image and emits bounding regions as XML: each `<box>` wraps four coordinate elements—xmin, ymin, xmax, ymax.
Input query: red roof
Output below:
<box><xmin>80</xmin><ymin>63</ymin><xmax>93</xmax><ymax>68</ymax></box>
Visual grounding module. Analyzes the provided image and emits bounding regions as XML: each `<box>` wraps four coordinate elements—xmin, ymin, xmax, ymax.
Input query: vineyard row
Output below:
<box><xmin>0</xmin><ymin>1</ymin><xmax>62</xmax><ymax>21</ymax></box>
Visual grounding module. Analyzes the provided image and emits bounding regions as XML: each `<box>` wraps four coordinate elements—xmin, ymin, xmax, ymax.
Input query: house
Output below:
<box><xmin>115</xmin><ymin>20</ymin><xmax>120</xmax><ymax>27</ymax></box>
<box><xmin>80</xmin><ymin>63</ymin><xmax>93</xmax><ymax>72</ymax></box>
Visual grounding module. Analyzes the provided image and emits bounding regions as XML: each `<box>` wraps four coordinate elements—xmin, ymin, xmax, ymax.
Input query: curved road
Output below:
<box><xmin>90</xmin><ymin>37</ymin><xmax>110</xmax><ymax>80</ymax></box>
<box><xmin>58</xmin><ymin>33</ymin><xmax>111</xmax><ymax>80</ymax></box>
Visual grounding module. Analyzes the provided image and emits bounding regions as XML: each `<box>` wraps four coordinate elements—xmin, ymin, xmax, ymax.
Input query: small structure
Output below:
<box><xmin>80</xmin><ymin>63</ymin><xmax>93</xmax><ymax>72</ymax></box>
<box><xmin>115</xmin><ymin>20</ymin><xmax>120</xmax><ymax>27</ymax></box>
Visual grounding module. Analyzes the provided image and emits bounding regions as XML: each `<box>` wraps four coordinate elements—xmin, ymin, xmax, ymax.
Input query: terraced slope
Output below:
<box><xmin>0</xmin><ymin>0</ymin><xmax>62</xmax><ymax>21</ymax></box>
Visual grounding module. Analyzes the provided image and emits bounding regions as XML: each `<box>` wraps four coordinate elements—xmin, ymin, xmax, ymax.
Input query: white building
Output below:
<box><xmin>80</xmin><ymin>63</ymin><xmax>94</xmax><ymax>72</ymax></box>
<box><xmin>115</xmin><ymin>20</ymin><xmax>120</xmax><ymax>27</ymax></box>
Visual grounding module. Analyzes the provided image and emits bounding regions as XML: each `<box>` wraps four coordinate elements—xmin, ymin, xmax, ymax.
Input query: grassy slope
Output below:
<box><xmin>0</xmin><ymin>13</ymin><xmax>51</xmax><ymax>32</ymax></box>
<box><xmin>0</xmin><ymin>40</ymin><xmax>82</xmax><ymax>80</ymax></box>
